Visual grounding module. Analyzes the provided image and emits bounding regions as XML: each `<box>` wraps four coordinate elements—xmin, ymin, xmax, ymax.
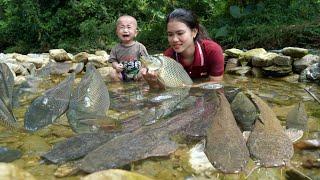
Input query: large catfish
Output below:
<box><xmin>78</xmin><ymin>89</ymin><xmax>220</xmax><ymax>173</ymax></box>
<box><xmin>42</xmin><ymin>132</ymin><xmax>118</xmax><ymax>164</ymax></box>
<box><xmin>246</xmin><ymin>92</ymin><xmax>294</xmax><ymax>167</ymax></box>
<box><xmin>204</xmin><ymin>93</ymin><xmax>250</xmax><ymax>173</ymax></box>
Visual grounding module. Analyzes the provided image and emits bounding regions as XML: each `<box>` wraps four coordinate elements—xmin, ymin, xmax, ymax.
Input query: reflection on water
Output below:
<box><xmin>0</xmin><ymin>74</ymin><xmax>319</xmax><ymax>179</ymax></box>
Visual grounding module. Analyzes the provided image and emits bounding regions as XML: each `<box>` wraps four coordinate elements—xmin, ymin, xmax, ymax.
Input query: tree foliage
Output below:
<box><xmin>0</xmin><ymin>0</ymin><xmax>319</xmax><ymax>53</ymax></box>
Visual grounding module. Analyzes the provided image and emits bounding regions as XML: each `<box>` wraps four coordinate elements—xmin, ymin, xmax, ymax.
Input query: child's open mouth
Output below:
<box><xmin>122</xmin><ymin>35</ymin><xmax>130</xmax><ymax>38</ymax></box>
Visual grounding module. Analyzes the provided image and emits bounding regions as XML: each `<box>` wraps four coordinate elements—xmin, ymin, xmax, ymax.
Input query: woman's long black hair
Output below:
<box><xmin>166</xmin><ymin>8</ymin><xmax>210</xmax><ymax>41</ymax></box>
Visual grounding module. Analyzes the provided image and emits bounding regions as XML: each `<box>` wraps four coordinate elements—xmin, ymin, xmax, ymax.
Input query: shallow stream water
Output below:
<box><xmin>0</xmin><ymin>73</ymin><xmax>319</xmax><ymax>179</ymax></box>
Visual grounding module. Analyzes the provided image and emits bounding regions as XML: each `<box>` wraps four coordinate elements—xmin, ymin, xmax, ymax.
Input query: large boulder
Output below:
<box><xmin>251</xmin><ymin>52</ymin><xmax>278</xmax><ymax>67</ymax></box>
<box><xmin>281</xmin><ymin>47</ymin><xmax>308</xmax><ymax>58</ymax></box>
<box><xmin>293</xmin><ymin>54</ymin><xmax>320</xmax><ymax>73</ymax></box>
<box><xmin>239</xmin><ymin>48</ymin><xmax>267</xmax><ymax>66</ymax></box>
<box><xmin>224</xmin><ymin>48</ymin><xmax>244</xmax><ymax>58</ymax></box>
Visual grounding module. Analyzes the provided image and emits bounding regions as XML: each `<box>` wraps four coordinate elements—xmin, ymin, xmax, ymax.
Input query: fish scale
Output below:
<box><xmin>24</xmin><ymin>73</ymin><xmax>75</xmax><ymax>131</ymax></box>
<box><xmin>67</xmin><ymin>63</ymin><xmax>110</xmax><ymax>133</ymax></box>
<box><xmin>0</xmin><ymin>63</ymin><xmax>18</xmax><ymax>130</ymax></box>
<box><xmin>141</xmin><ymin>55</ymin><xmax>193</xmax><ymax>88</ymax></box>
<box><xmin>0</xmin><ymin>63</ymin><xmax>14</xmax><ymax>112</ymax></box>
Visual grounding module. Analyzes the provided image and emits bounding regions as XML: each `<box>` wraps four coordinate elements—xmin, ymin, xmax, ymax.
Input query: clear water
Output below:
<box><xmin>1</xmin><ymin>73</ymin><xmax>319</xmax><ymax>179</ymax></box>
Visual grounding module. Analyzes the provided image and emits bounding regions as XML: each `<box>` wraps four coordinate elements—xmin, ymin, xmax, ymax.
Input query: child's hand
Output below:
<box><xmin>112</xmin><ymin>62</ymin><xmax>124</xmax><ymax>72</ymax></box>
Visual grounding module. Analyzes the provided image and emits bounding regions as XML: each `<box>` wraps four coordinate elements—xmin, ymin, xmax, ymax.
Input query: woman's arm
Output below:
<box><xmin>209</xmin><ymin>75</ymin><xmax>223</xmax><ymax>83</ymax></box>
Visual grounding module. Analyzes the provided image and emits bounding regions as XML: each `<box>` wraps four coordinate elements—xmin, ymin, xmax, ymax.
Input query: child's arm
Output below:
<box><xmin>112</xmin><ymin>62</ymin><xmax>124</xmax><ymax>72</ymax></box>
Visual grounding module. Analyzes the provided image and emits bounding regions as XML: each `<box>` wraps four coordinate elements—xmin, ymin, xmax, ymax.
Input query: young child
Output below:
<box><xmin>108</xmin><ymin>15</ymin><xmax>148</xmax><ymax>81</ymax></box>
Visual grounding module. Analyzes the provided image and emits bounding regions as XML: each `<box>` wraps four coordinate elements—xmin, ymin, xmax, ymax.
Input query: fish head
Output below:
<box><xmin>140</xmin><ymin>55</ymin><xmax>162</xmax><ymax>71</ymax></box>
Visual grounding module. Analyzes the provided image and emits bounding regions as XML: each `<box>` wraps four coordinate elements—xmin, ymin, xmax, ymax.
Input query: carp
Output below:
<box><xmin>67</xmin><ymin>63</ymin><xmax>110</xmax><ymax>133</ymax></box>
<box><xmin>24</xmin><ymin>73</ymin><xmax>75</xmax><ymax>131</ymax></box>
<box><xmin>0</xmin><ymin>63</ymin><xmax>18</xmax><ymax>129</ymax></box>
<box><xmin>140</xmin><ymin>55</ymin><xmax>193</xmax><ymax>88</ymax></box>
<box><xmin>0</xmin><ymin>63</ymin><xmax>14</xmax><ymax>111</ymax></box>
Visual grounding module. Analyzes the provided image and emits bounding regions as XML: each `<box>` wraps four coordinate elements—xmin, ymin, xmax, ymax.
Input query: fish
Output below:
<box><xmin>140</xmin><ymin>55</ymin><xmax>193</xmax><ymax>88</ymax></box>
<box><xmin>67</xmin><ymin>63</ymin><xmax>110</xmax><ymax>133</ymax></box>
<box><xmin>42</xmin><ymin>132</ymin><xmax>118</xmax><ymax>164</ymax></box>
<box><xmin>78</xmin><ymin>129</ymin><xmax>179</xmax><ymax>173</ymax></box>
<box><xmin>246</xmin><ymin>92</ymin><xmax>294</xmax><ymax>167</ymax></box>
<box><xmin>24</xmin><ymin>73</ymin><xmax>75</xmax><ymax>131</ymax></box>
<box><xmin>204</xmin><ymin>93</ymin><xmax>250</xmax><ymax>173</ymax></box>
<box><xmin>0</xmin><ymin>63</ymin><xmax>19</xmax><ymax>130</ymax></box>
<box><xmin>286</xmin><ymin>101</ymin><xmax>308</xmax><ymax>131</ymax></box>
<box><xmin>231</xmin><ymin>92</ymin><xmax>259</xmax><ymax>131</ymax></box>
<box><xmin>0</xmin><ymin>147</ymin><xmax>22</xmax><ymax>162</ymax></box>
<box><xmin>0</xmin><ymin>63</ymin><xmax>14</xmax><ymax>112</ymax></box>
<box><xmin>0</xmin><ymin>98</ymin><xmax>18</xmax><ymax>129</ymax></box>
<box><xmin>141</xmin><ymin>87</ymin><xmax>191</xmax><ymax>125</ymax></box>
<box><xmin>78</xmin><ymin>88</ymin><xmax>220</xmax><ymax>173</ymax></box>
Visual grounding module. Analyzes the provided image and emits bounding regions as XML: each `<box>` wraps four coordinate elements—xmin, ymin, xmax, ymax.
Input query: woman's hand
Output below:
<box><xmin>140</xmin><ymin>68</ymin><xmax>165</xmax><ymax>90</ymax></box>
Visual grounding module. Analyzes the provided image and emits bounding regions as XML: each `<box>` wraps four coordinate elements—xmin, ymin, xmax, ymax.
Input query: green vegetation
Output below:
<box><xmin>0</xmin><ymin>0</ymin><xmax>319</xmax><ymax>54</ymax></box>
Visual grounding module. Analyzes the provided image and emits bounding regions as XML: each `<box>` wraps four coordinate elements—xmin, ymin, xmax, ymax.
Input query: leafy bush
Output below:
<box><xmin>0</xmin><ymin>0</ymin><xmax>319</xmax><ymax>53</ymax></box>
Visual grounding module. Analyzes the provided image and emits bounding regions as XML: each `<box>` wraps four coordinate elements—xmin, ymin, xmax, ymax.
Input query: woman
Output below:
<box><xmin>142</xmin><ymin>8</ymin><xmax>224</xmax><ymax>89</ymax></box>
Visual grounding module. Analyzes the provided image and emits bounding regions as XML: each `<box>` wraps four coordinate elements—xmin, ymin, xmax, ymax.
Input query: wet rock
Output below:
<box><xmin>73</xmin><ymin>52</ymin><xmax>88</xmax><ymax>63</ymax></box>
<box><xmin>239</xmin><ymin>48</ymin><xmax>267</xmax><ymax>65</ymax></box>
<box><xmin>49</xmin><ymin>49</ymin><xmax>72</xmax><ymax>62</ymax></box>
<box><xmin>252</xmin><ymin>52</ymin><xmax>278</xmax><ymax>67</ymax></box>
<box><xmin>293</xmin><ymin>54</ymin><xmax>320</xmax><ymax>73</ymax></box>
<box><xmin>299</xmin><ymin>62</ymin><xmax>320</xmax><ymax>82</ymax></box>
<box><xmin>226</xmin><ymin>66</ymin><xmax>251</xmax><ymax>76</ymax></box>
<box><xmin>224</xmin><ymin>48</ymin><xmax>244</xmax><ymax>58</ymax></box>
<box><xmin>281</xmin><ymin>47</ymin><xmax>308</xmax><ymax>58</ymax></box>
<box><xmin>262</xmin><ymin>65</ymin><xmax>292</xmax><ymax>77</ymax></box>
<box><xmin>273</xmin><ymin>55</ymin><xmax>292</xmax><ymax>66</ymax></box>
<box><xmin>82</xmin><ymin>169</ymin><xmax>153</xmax><ymax>180</ymax></box>
<box><xmin>0</xmin><ymin>163</ymin><xmax>36</xmax><ymax>180</ymax></box>
<box><xmin>225</xmin><ymin>58</ymin><xmax>240</xmax><ymax>72</ymax></box>
<box><xmin>251</xmin><ymin>67</ymin><xmax>264</xmax><ymax>78</ymax></box>
<box><xmin>54</xmin><ymin>163</ymin><xmax>79</xmax><ymax>177</ymax></box>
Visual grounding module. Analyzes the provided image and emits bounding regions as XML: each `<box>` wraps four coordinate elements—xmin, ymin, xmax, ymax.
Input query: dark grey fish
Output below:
<box><xmin>67</xmin><ymin>63</ymin><xmax>110</xmax><ymax>133</ymax></box>
<box><xmin>78</xmin><ymin>89</ymin><xmax>220</xmax><ymax>173</ymax></box>
<box><xmin>205</xmin><ymin>93</ymin><xmax>250</xmax><ymax>173</ymax></box>
<box><xmin>142</xmin><ymin>87</ymin><xmax>190</xmax><ymax>125</ymax></box>
<box><xmin>42</xmin><ymin>132</ymin><xmax>117</xmax><ymax>164</ymax></box>
<box><xmin>286</xmin><ymin>101</ymin><xmax>308</xmax><ymax>131</ymax></box>
<box><xmin>78</xmin><ymin>129</ymin><xmax>179</xmax><ymax>173</ymax></box>
<box><xmin>0</xmin><ymin>63</ymin><xmax>14</xmax><ymax>111</ymax></box>
<box><xmin>24</xmin><ymin>73</ymin><xmax>75</xmax><ymax>131</ymax></box>
<box><xmin>246</xmin><ymin>92</ymin><xmax>294</xmax><ymax>167</ymax></box>
<box><xmin>231</xmin><ymin>92</ymin><xmax>259</xmax><ymax>131</ymax></box>
<box><xmin>0</xmin><ymin>147</ymin><xmax>22</xmax><ymax>162</ymax></box>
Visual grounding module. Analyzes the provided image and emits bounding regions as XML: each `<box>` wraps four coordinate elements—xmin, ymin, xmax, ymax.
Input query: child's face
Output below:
<box><xmin>116</xmin><ymin>16</ymin><xmax>138</xmax><ymax>45</ymax></box>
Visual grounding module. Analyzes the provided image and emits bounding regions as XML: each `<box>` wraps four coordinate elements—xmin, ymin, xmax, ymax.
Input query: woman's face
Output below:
<box><xmin>167</xmin><ymin>20</ymin><xmax>197</xmax><ymax>54</ymax></box>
